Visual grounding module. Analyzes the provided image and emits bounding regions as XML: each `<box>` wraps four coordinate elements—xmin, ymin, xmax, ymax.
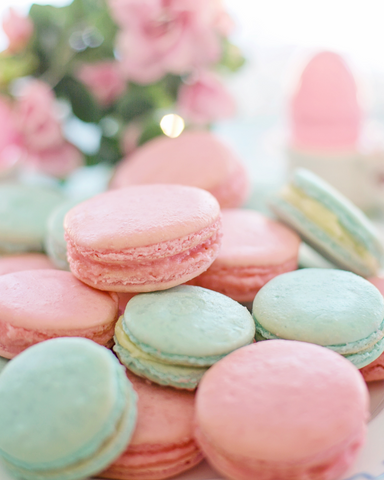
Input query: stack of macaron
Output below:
<box><xmin>1</xmin><ymin>124</ymin><xmax>384</xmax><ymax>480</ymax></box>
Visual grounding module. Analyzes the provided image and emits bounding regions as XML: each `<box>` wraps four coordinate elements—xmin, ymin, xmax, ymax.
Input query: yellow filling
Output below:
<box><xmin>282</xmin><ymin>185</ymin><xmax>377</xmax><ymax>270</ymax></box>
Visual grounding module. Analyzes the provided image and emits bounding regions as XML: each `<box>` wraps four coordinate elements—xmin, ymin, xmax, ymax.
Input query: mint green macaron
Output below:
<box><xmin>0</xmin><ymin>337</ymin><xmax>137</xmax><ymax>480</ymax></box>
<box><xmin>253</xmin><ymin>268</ymin><xmax>384</xmax><ymax>368</ymax></box>
<box><xmin>0</xmin><ymin>183</ymin><xmax>65</xmax><ymax>254</ymax></box>
<box><xmin>114</xmin><ymin>285</ymin><xmax>255</xmax><ymax>389</ymax></box>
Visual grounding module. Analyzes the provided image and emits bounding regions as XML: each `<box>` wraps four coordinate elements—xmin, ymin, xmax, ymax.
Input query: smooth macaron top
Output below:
<box><xmin>0</xmin><ymin>183</ymin><xmax>65</xmax><ymax>247</ymax></box>
<box><xmin>293</xmin><ymin>169</ymin><xmax>383</xmax><ymax>256</ymax></box>
<box><xmin>0</xmin><ymin>338</ymin><xmax>134</xmax><ymax>469</ymax></box>
<box><xmin>64</xmin><ymin>184</ymin><xmax>221</xmax><ymax>250</ymax></box>
<box><xmin>122</xmin><ymin>285</ymin><xmax>255</xmax><ymax>364</ymax></box>
<box><xmin>253</xmin><ymin>268</ymin><xmax>384</xmax><ymax>346</ymax></box>
<box><xmin>0</xmin><ymin>270</ymin><xmax>118</xmax><ymax>330</ymax></box>
<box><xmin>290</xmin><ymin>51</ymin><xmax>361</xmax><ymax>150</ymax></box>
<box><xmin>127</xmin><ymin>372</ymin><xmax>195</xmax><ymax>447</ymax></box>
<box><xmin>196</xmin><ymin>340</ymin><xmax>369</xmax><ymax>462</ymax></box>
<box><xmin>216</xmin><ymin>209</ymin><xmax>300</xmax><ymax>267</ymax></box>
<box><xmin>110</xmin><ymin>131</ymin><xmax>244</xmax><ymax>191</ymax></box>
<box><xmin>0</xmin><ymin>254</ymin><xmax>54</xmax><ymax>275</ymax></box>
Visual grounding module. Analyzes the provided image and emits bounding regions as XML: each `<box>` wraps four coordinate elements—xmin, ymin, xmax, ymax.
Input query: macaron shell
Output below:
<box><xmin>123</xmin><ymin>286</ymin><xmax>255</xmax><ymax>364</ymax></box>
<box><xmin>253</xmin><ymin>269</ymin><xmax>384</xmax><ymax>348</ymax></box>
<box><xmin>0</xmin><ymin>183</ymin><xmax>65</xmax><ymax>252</ymax></box>
<box><xmin>0</xmin><ymin>253</ymin><xmax>55</xmax><ymax>274</ymax></box>
<box><xmin>109</xmin><ymin>131</ymin><xmax>249</xmax><ymax>208</ymax></box>
<box><xmin>0</xmin><ymin>270</ymin><xmax>118</xmax><ymax>331</ymax></box>
<box><xmin>101</xmin><ymin>372</ymin><xmax>203</xmax><ymax>480</ymax></box>
<box><xmin>64</xmin><ymin>185</ymin><xmax>221</xmax><ymax>251</ymax></box>
<box><xmin>195</xmin><ymin>341</ymin><xmax>369</xmax><ymax>463</ymax></box>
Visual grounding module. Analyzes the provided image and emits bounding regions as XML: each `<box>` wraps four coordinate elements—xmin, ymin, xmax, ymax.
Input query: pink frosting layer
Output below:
<box><xmin>101</xmin><ymin>373</ymin><xmax>203</xmax><ymax>480</ymax></box>
<box><xmin>196</xmin><ymin>341</ymin><xmax>369</xmax><ymax>464</ymax></box>
<box><xmin>109</xmin><ymin>131</ymin><xmax>249</xmax><ymax>208</ymax></box>
<box><xmin>0</xmin><ymin>319</ymin><xmax>115</xmax><ymax>359</ymax></box>
<box><xmin>64</xmin><ymin>185</ymin><xmax>221</xmax><ymax>251</ymax></box>
<box><xmin>0</xmin><ymin>254</ymin><xmax>54</xmax><ymax>275</ymax></box>
<box><xmin>189</xmin><ymin>258</ymin><xmax>297</xmax><ymax>302</ymax></box>
<box><xmin>290</xmin><ymin>51</ymin><xmax>362</xmax><ymax>151</ymax></box>
<box><xmin>67</xmin><ymin>220</ymin><xmax>222</xmax><ymax>292</ymax></box>
<box><xmin>196</xmin><ymin>424</ymin><xmax>364</xmax><ymax>480</ymax></box>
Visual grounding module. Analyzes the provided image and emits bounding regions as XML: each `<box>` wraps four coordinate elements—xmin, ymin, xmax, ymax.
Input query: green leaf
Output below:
<box><xmin>220</xmin><ymin>40</ymin><xmax>246</xmax><ymax>72</ymax></box>
<box><xmin>98</xmin><ymin>135</ymin><xmax>122</xmax><ymax>164</ymax></box>
<box><xmin>0</xmin><ymin>53</ymin><xmax>39</xmax><ymax>86</ymax></box>
<box><xmin>117</xmin><ymin>92</ymin><xmax>155</xmax><ymax>123</ymax></box>
<box><xmin>55</xmin><ymin>75</ymin><xmax>102</xmax><ymax>123</ymax></box>
<box><xmin>138</xmin><ymin>120</ymin><xmax>164</xmax><ymax>146</ymax></box>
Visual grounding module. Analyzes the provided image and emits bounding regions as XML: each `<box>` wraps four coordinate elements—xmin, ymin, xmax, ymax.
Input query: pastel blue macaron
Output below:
<box><xmin>0</xmin><ymin>337</ymin><xmax>137</xmax><ymax>480</ymax></box>
<box><xmin>270</xmin><ymin>168</ymin><xmax>384</xmax><ymax>277</ymax></box>
<box><xmin>114</xmin><ymin>285</ymin><xmax>255</xmax><ymax>389</ymax></box>
<box><xmin>252</xmin><ymin>268</ymin><xmax>384</xmax><ymax>368</ymax></box>
<box><xmin>0</xmin><ymin>183</ymin><xmax>65</xmax><ymax>254</ymax></box>
<box><xmin>45</xmin><ymin>198</ymin><xmax>85</xmax><ymax>270</ymax></box>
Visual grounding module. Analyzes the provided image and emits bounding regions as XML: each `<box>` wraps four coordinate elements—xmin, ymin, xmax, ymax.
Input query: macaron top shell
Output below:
<box><xmin>0</xmin><ymin>254</ymin><xmax>54</xmax><ymax>275</ymax></box>
<box><xmin>0</xmin><ymin>183</ymin><xmax>65</xmax><ymax>247</ymax></box>
<box><xmin>0</xmin><ymin>338</ymin><xmax>131</xmax><ymax>469</ymax></box>
<box><xmin>217</xmin><ymin>209</ymin><xmax>300</xmax><ymax>267</ymax></box>
<box><xmin>64</xmin><ymin>185</ymin><xmax>221</xmax><ymax>250</ymax></box>
<box><xmin>110</xmin><ymin>131</ymin><xmax>244</xmax><ymax>192</ymax></box>
<box><xmin>127</xmin><ymin>372</ymin><xmax>195</xmax><ymax>447</ymax></box>
<box><xmin>196</xmin><ymin>340</ymin><xmax>369</xmax><ymax>462</ymax></box>
<box><xmin>253</xmin><ymin>268</ymin><xmax>384</xmax><ymax>346</ymax></box>
<box><xmin>123</xmin><ymin>285</ymin><xmax>255</xmax><ymax>362</ymax></box>
<box><xmin>0</xmin><ymin>270</ymin><xmax>118</xmax><ymax>330</ymax></box>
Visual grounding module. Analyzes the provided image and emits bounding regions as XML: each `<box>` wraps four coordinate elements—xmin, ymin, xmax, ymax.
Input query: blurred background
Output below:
<box><xmin>2</xmin><ymin>0</ymin><xmax>384</xmax><ymax>214</ymax></box>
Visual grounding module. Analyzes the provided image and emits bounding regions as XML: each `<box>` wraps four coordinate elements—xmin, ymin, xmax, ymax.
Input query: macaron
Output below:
<box><xmin>360</xmin><ymin>276</ymin><xmax>384</xmax><ymax>381</ymax></box>
<box><xmin>0</xmin><ymin>253</ymin><xmax>54</xmax><ymax>274</ymax></box>
<box><xmin>114</xmin><ymin>285</ymin><xmax>255</xmax><ymax>389</ymax></box>
<box><xmin>0</xmin><ymin>269</ymin><xmax>119</xmax><ymax>358</ymax></box>
<box><xmin>189</xmin><ymin>209</ymin><xmax>300</xmax><ymax>302</ymax></box>
<box><xmin>45</xmin><ymin>198</ymin><xmax>85</xmax><ymax>270</ymax></box>
<box><xmin>252</xmin><ymin>268</ymin><xmax>384</xmax><ymax>368</ymax></box>
<box><xmin>101</xmin><ymin>372</ymin><xmax>203</xmax><ymax>480</ymax></box>
<box><xmin>269</xmin><ymin>168</ymin><xmax>384</xmax><ymax>277</ymax></box>
<box><xmin>0</xmin><ymin>338</ymin><xmax>137</xmax><ymax>480</ymax></box>
<box><xmin>64</xmin><ymin>185</ymin><xmax>222</xmax><ymax>292</ymax></box>
<box><xmin>195</xmin><ymin>340</ymin><xmax>369</xmax><ymax>480</ymax></box>
<box><xmin>109</xmin><ymin>131</ymin><xmax>250</xmax><ymax>208</ymax></box>
<box><xmin>0</xmin><ymin>183</ymin><xmax>65</xmax><ymax>254</ymax></box>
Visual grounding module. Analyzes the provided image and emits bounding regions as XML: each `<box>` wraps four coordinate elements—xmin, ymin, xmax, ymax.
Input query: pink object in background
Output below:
<box><xmin>177</xmin><ymin>71</ymin><xmax>236</xmax><ymax>125</ymax></box>
<box><xmin>110</xmin><ymin>0</ymin><xmax>223</xmax><ymax>84</ymax></box>
<box><xmin>14</xmin><ymin>80</ymin><xmax>63</xmax><ymax>152</ymax></box>
<box><xmin>110</xmin><ymin>131</ymin><xmax>249</xmax><ymax>208</ymax></box>
<box><xmin>0</xmin><ymin>254</ymin><xmax>54</xmax><ymax>275</ymax></box>
<box><xmin>2</xmin><ymin>8</ymin><xmax>34</xmax><ymax>54</ymax></box>
<box><xmin>0</xmin><ymin>96</ymin><xmax>22</xmax><ymax>176</ymax></box>
<box><xmin>76</xmin><ymin>61</ymin><xmax>126</xmax><ymax>106</ymax></box>
<box><xmin>290</xmin><ymin>51</ymin><xmax>362</xmax><ymax>152</ymax></box>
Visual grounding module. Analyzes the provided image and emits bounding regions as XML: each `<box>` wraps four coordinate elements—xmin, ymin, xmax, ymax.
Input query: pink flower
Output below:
<box><xmin>76</xmin><ymin>61</ymin><xmax>126</xmax><ymax>106</ymax></box>
<box><xmin>2</xmin><ymin>8</ymin><xmax>34</xmax><ymax>54</ymax></box>
<box><xmin>177</xmin><ymin>71</ymin><xmax>236</xmax><ymax>124</ymax></box>
<box><xmin>109</xmin><ymin>0</ymin><xmax>223</xmax><ymax>84</ymax></box>
<box><xmin>0</xmin><ymin>96</ymin><xmax>22</xmax><ymax>173</ymax></box>
<box><xmin>22</xmin><ymin>142</ymin><xmax>84</xmax><ymax>178</ymax></box>
<box><xmin>13</xmin><ymin>80</ymin><xmax>63</xmax><ymax>151</ymax></box>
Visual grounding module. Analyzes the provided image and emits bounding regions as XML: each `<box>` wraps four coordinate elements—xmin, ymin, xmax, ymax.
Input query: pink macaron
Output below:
<box><xmin>101</xmin><ymin>372</ymin><xmax>203</xmax><ymax>480</ymax></box>
<box><xmin>0</xmin><ymin>253</ymin><xmax>55</xmax><ymax>275</ymax></box>
<box><xmin>64</xmin><ymin>185</ymin><xmax>222</xmax><ymax>292</ymax></box>
<box><xmin>195</xmin><ymin>340</ymin><xmax>369</xmax><ymax>480</ymax></box>
<box><xmin>0</xmin><ymin>269</ymin><xmax>119</xmax><ymax>358</ymax></box>
<box><xmin>109</xmin><ymin>131</ymin><xmax>249</xmax><ymax>208</ymax></box>
<box><xmin>189</xmin><ymin>209</ymin><xmax>300</xmax><ymax>302</ymax></box>
<box><xmin>361</xmin><ymin>276</ymin><xmax>384</xmax><ymax>381</ymax></box>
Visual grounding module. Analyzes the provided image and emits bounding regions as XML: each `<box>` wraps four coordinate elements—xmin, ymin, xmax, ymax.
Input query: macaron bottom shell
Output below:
<box><xmin>195</xmin><ymin>423</ymin><xmax>364</xmax><ymax>480</ymax></box>
<box><xmin>114</xmin><ymin>319</ymin><xmax>207</xmax><ymax>390</ymax></box>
